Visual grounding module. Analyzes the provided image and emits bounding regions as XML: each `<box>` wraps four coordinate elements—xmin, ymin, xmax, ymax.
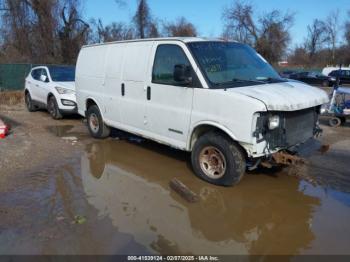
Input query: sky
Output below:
<box><xmin>84</xmin><ymin>0</ymin><xmax>349</xmax><ymax>48</ymax></box>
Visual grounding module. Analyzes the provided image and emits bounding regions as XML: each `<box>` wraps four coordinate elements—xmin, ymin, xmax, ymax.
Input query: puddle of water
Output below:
<box><xmin>46</xmin><ymin>125</ymin><xmax>75</xmax><ymax>137</ymax></box>
<box><xmin>1</xmin><ymin>138</ymin><xmax>350</xmax><ymax>255</ymax></box>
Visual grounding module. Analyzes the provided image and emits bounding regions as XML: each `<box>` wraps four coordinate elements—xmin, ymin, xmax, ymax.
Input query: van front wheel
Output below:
<box><xmin>191</xmin><ymin>132</ymin><xmax>246</xmax><ymax>186</ymax></box>
<box><xmin>86</xmin><ymin>105</ymin><xmax>110</xmax><ymax>139</ymax></box>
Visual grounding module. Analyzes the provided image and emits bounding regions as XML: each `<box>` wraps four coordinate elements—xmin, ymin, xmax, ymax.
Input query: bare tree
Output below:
<box><xmin>164</xmin><ymin>17</ymin><xmax>197</xmax><ymax>37</ymax></box>
<box><xmin>58</xmin><ymin>0</ymin><xmax>90</xmax><ymax>64</ymax></box>
<box><xmin>0</xmin><ymin>0</ymin><xmax>89</xmax><ymax>63</ymax></box>
<box><xmin>222</xmin><ymin>1</ymin><xmax>257</xmax><ymax>44</ymax></box>
<box><xmin>222</xmin><ymin>1</ymin><xmax>294</xmax><ymax>63</ymax></box>
<box><xmin>304</xmin><ymin>19</ymin><xmax>327</xmax><ymax>59</ymax></box>
<box><xmin>148</xmin><ymin>21</ymin><xmax>160</xmax><ymax>38</ymax></box>
<box><xmin>0</xmin><ymin>0</ymin><xmax>35</xmax><ymax>62</ymax></box>
<box><xmin>325</xmin><ymin>9</ymin><xmax>340</xmax><ymax>63</ymax></box>
<box><xmin>27</xmin><ymin>0</ymin><xmax>59</xmax><ymax>61</ymax></box>
<box><xmin>133</xmin><ymin>0</ymin><xmax>150</xmax><ymax>39</ymax></box>
<box><xmin>288</xmin><ymin>46</ymin><xmax>309</xmax><ymax>66</ymax></box>
<box><xmin>91</xmin><ymin>19</ymin><xmax>134</xmax><ymax>43</ymax></box>
<box><xmin>345</xmin><ymin>11</ymin><xmax>350</xmax><ymax>46</ymax></box>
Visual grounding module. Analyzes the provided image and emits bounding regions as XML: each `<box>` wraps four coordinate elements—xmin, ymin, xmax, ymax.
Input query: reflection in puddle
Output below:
<box><xmin>80</xmin><ymin>139</ymin><xmax>349</xmax><ymax>255</ymax></box>
<box><xmin>2</xmin><ymin>137</ymin><xmax>350</xmax><ymax>255</ymax></box>
<box><xmin>47</xmin><ymin>125</ymin><xmax>75</xmax><ymax>137</ymax></box>
<box><xmin>46</xmin><ymin>125</ymin><xmax>90</xmax><ymax>143</ymax></box>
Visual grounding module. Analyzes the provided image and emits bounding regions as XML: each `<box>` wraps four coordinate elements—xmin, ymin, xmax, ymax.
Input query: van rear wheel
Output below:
<box><xmin>191</xmin><ymin>132</ymin><xmax>246</xmax><ymax>186</ymax></box>
<box><xmin>86</xmin><ymin>105</ymin><xmax>110</xmax><ymax>139</ymax></box>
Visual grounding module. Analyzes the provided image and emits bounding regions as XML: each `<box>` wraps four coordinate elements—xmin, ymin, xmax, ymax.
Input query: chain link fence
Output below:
<box><xmin>0</xmin><ymin>64</ymin><xmax>35</xmax><ymax>91</ymax></box>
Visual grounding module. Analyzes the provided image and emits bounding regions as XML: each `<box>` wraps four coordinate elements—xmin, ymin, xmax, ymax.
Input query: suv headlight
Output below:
<box><xmin>268</xmin><ymin>115</ymin><xmax>280</xmax><ymax>130</ymax></box>
<box><xmin>55</xmin><ymin>86</ymin><xmax>75</xmax><ymax>95</ymax></box>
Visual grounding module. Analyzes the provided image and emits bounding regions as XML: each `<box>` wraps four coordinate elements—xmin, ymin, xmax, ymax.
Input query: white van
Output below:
<box><xmin>76</xmin><ymin>37</ymin><xmax>328</xmax><ymax>186</ymax></box>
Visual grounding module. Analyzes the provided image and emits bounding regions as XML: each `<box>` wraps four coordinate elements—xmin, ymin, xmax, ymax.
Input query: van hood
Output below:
<box><xmin>55</xmin><ymin>81</ymin><xmax>75</xmax><ymax>90</ymax></box>
<box><xmin>227</xmin><ymin>81</ymin><xmax>329</xmax><ymax>111</ymax></box>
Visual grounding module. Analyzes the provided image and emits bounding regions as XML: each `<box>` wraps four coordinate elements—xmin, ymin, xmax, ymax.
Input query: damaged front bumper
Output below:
<box><xmin>246</xmin><ymin>106</ymin><xmax>323</xmax><ymax>169</ymax></box>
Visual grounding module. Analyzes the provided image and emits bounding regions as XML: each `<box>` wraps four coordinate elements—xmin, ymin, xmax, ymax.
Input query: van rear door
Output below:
<box><xmin>104</xmin><ymin>43</ymin><xmax>125</xmax><ymax>123</ymax></box>
<box><xmin>145</xmin><ymin>42</ymin><xmax>195</xmax><ymax>149</ymax></box>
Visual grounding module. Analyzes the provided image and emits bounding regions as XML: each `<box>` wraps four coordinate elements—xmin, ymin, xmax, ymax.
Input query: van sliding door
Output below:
<box><xmin>119</xmin><ymin>42</ymin><xmax>154</xmax><ymax>132</ymax></box>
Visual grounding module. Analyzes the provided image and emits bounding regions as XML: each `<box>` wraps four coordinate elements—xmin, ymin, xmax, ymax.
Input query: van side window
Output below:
<box><xmin>152</xmin><ymin>44</ymin><xmax>192</xmax><ymax>86</ymax></box>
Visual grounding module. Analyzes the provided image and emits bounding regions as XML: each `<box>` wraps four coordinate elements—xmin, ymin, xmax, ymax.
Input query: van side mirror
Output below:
<box><xmin>174</xmin><ymin>64</ymin><xmax>192</xmax><ymax>85</ymax></box>
<box><xmin>40</xmin><ymin>75</ymin><xmax>48</xmax><ymax>82</ymax></box>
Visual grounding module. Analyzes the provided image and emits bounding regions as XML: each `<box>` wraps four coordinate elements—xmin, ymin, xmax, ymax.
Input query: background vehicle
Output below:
<box><xmin>328</xmin><ymin>69</ymin><xmax>350</xmax><ymax>85</ymax></box>
<box><xmin>322</xmin><ymin>66</ymin><xmax>350</xmax><ymax>76</ymax></box>
<box><xmin>76</xmin><ymin>38</ymin><xmax>328</xmax><ymax>186</ymax></box>
<box><xmin>289</xmin><ymin>71</ymin><xmax>336</xmax><ymax>87</ymax></box>
<box><xmin>321</xmin><ymin>85</ymin><xmax>350</xmax><ymax>127</ymax></box>
<box><xmin>279</xmin><ymin>70</ymin><xmax>296</xmax><ymax>78</ymax></box>
<box><xmin>24</xmin><ymin>65</ymin><xmax>77</xmax><ymax>119</ymax></box>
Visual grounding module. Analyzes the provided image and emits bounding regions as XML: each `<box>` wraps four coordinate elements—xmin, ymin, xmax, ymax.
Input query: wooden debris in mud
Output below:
<box><xmin>169</xmin><ymin>178</ymin><xmax>199</xmax><ymax>203</ymax></box>
<box><xmin>318</xmin><ymin>144</ymin><xmax>330</xmax><ymax>155</ymax></box>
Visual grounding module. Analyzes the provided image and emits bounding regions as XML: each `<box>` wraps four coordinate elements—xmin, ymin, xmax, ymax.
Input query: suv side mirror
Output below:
<box><xmin>40</xmin><ymin>75</ymin><xmax>48</xmax><ymax>82</ymax></box>
<box><xmin>174</xmin><ymin>64</ymin><xmax>192</xmax><ymax>85</ymax></box>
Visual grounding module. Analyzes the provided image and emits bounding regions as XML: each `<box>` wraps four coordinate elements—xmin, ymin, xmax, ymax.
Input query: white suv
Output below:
<box><xmin>76</xmin><ymin>38</ymin><xmax>329</xmax><ymax>186</ymax></box>
<box><xmin>24</xmin><ymin>65</ymin><xmax>77</xmax><ymax>119</ymax></box>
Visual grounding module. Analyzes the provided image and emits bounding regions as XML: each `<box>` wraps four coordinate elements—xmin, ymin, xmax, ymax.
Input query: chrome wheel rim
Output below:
<box><xmin>199</xmin><ymin>146</ymin><xmax>226</xmax><ymax>179</ymax></box>
<box><xmin>89</xmin><ymin>113</ymin><xmax>99</xmax><ymax>133</ymax></box>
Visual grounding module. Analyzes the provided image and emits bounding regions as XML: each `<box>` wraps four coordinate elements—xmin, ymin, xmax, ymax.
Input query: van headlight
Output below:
<box><xmin>55</xmin><ymin>86</ymin><xmax>75</xmax><ymax>95</ymax></box>
<box><xmin>268</xmin><ymin>115</ymin><xmax>280</xmax><ymax>130</ymax></box>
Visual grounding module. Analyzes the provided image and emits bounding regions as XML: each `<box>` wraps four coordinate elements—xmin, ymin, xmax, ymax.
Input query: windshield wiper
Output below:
<box><xmin>216</xmin><ymin>78</ymin><xmax>266</xmax><ymax>86</ymax></box>
<box><xmin>257</xmin><ymin>77</ymin><xmax>285</xmax><ymax>83</ymax></box>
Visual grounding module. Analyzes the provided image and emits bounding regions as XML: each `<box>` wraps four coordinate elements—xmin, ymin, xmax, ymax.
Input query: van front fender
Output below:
<box><xmin>187</xmin><ymin>121</ymin><xmax>239</xmax><ymax>151</ymax></box>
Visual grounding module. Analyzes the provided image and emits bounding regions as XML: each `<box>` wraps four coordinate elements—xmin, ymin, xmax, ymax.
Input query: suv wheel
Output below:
<box><xmin>191</xmin><ymin>132</ymin><xmax>246</xmax><ymax>186</ymax></box>
<box><xmin>25</xmin><ymin>92</ymin><xmax>36</xmax><ymax>112</ymax></box>
<box><xmin>86</xmin><ymin>105</ymin><xmax>110</xmax><ymax>139</ymax></box>
<box><xmin>47</xmin><ymin>96</ymin><xmax>63</xmax><ymax>120</ymax></box>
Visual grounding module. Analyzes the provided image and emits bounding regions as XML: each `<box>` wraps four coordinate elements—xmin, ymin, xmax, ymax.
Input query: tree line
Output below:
<box><xmin>288</xmin><ymin>10</ymin><xmax>350</xmax><ymax>67</ymax></box>
<box><xmin>0</xmin><ymin>0</ymin><xmax>349</xmax><ymax>67</ymax></box>
<box><xmin>0</xmin><ymin>0</ymin><xmax>197</xmax><ymax>64</ymax></box>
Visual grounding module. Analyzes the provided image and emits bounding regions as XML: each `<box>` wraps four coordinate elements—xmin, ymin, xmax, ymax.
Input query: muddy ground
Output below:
<box><xmin>0</xmin><ymin>102</ymin><xmax>350</xmax><ymax>256</ymax></box>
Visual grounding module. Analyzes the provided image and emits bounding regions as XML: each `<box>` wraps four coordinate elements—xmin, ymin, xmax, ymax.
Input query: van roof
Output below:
<box><xmin>82</xmin><ymin>37</ymin><xmax>230</xmax><ymax>49</ymax></box>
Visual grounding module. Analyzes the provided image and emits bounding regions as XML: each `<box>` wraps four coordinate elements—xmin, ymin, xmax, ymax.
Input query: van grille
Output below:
<box><xmin>267</xmin><ymin>108</ymin><xmax>317</xmax><ymax>149</ymax></box>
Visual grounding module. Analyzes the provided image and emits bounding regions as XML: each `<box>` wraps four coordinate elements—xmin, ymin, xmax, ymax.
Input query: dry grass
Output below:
<box><xmin>0</xmin><ymin>91</ymin><xmax>24</xmax><ymax>106</ymax></box>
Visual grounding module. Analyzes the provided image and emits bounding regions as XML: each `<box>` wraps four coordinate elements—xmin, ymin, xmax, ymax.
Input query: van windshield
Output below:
<box><xmin>187</xmin><ymin>42</ymin><xmax>285</xmax><ymax>88</ymax></box>
<box><xmin>48</xmin><ymin>66</ymin><xmax>75</xmax><ymax>82</ymax></box>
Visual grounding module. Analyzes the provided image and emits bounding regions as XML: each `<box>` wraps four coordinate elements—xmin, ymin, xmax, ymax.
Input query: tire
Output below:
<box><xmin>25</xmin><ymin>92</ymin><xmax>36</xmax><ymax>112</ymax></box>
<box><xmin>191</xmin><ymin>132</ymin><xmax>246</xmax><ymax>186</ymax></box>
<box><xmin>329</xmin><ymin>117</ymin><xmax>341</xmax><ymax>127</ymax></box>
<box><xmin>47</xmin><ymin>96</ymin><xmax>63</xmax><ymax>120</ymax></box>
<box><xmin>340</xmin><ymin>117</ymin><xmax>346</xmax><ymax>125</ymax></box>
<box><xmin>322</xmin><ymin>80</ymin><xmax>329</xmax><ymax>87</ymax></box>
<box><xmin>86</xmin><ymin>105</ymin><xmax>110</xmax><ymax>139</ymax></box>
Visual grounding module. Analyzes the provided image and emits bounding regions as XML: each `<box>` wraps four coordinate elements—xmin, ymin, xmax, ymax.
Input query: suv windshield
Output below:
<box><xmin>187</xmin><ymin>42</ymin><xmax>284</xmax><ymax>88</ymax></box>
<box><xmin>48</xmin><ymin>66</ymin><xmax>75</xmax><ymax>82</ymax></box>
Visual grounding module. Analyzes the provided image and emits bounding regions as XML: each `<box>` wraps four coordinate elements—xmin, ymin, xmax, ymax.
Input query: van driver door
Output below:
<box><xmin>144</xmin><ymin>43</ymin><xmax>197</xmax><ymax>150</ymax></box>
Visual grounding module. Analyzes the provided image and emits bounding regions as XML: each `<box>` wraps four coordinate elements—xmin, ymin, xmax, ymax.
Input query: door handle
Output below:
<box><xmin>121</xmin><ymin>83</ymin><xmax>125</xmax><ymax>96</ymax></box>
<box><xmin>147</xmin><ymin>86</ymin><xmax>151</xmax><ymax>100</ymax></box>
<box><xmin>35</xmin><ymin>84</ymin><xmax>39</xmax><ymax>87</ymax></box>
